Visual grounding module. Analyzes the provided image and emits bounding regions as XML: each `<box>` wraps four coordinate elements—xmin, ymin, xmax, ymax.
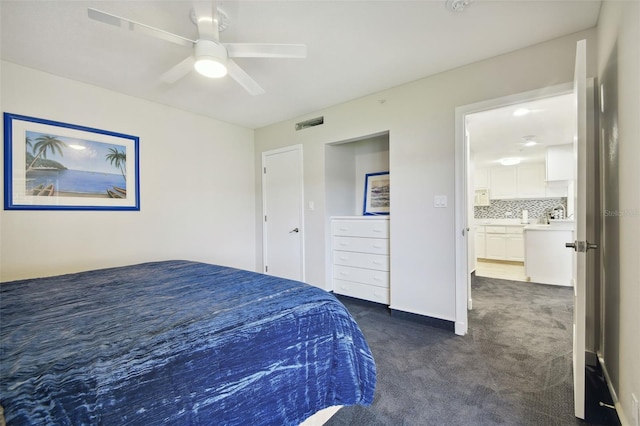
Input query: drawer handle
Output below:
<box><xmin>339</xmin><ymin>256</ymin><xmax>349</xmax><ymax>261</ymax></box>
<box><xmin>373</xmin><ymin>292</ymin><xmax>382</xmax><ymax>297</ymax></box>
<box><xmin>340</xmin><ymin>286</ymin><xmax>349</xmax><ymax>290</ymax></box>
<box><xmin>373</xmin><ymin>228</ymin><xmax>382</xmax><ymax>233</ymax></box>
<box><xmin>373</xmin><ymin>277</ymin><xmax>382</xmax><ymax>281</ymax></box>
<box><xmin>339</xmin><ymin>242</ymin><xmax>349</xmax><ymax>246</ymax></box>
<box><xmin>372</xmin><ymin>261</ymin><xmax>382</xmax><ymax>265</ymax></box>
<box><xmin>339</xmin><ymin>272</ymin><xmax>348</xmax><ymax>276</ymax></box>
<box><xmin>339</xmin><ymin>227</ymin><xmax>349</xmax><ymax>231</ymax></box>
<box><xmin>372</xmin><ymin>244</ymin><xmax>382</xmax><ymax>249</ymax></box>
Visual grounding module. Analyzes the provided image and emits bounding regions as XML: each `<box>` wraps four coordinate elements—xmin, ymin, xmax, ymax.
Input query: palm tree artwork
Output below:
<box><xmin>26</xmin><ymin>135</ymin><xmax>67</xmax><ymax>171</ymax></box>
<box><xmin>105</xmin><ymin>148</ymin><xmax>126</xmax><ymax>182</ymax></box>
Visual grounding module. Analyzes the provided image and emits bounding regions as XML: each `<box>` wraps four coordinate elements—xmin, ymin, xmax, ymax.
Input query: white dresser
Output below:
<box><xmin>331</xmin><ymin>216</ymin><xmax>390</xmax><ymax>304</ymax></box>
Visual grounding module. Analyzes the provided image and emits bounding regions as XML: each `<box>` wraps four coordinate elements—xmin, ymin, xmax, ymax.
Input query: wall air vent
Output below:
<box><xmin>295</xmin><ymin>116</ymin><xmax>324</xmax><ymax>131</ymax></box>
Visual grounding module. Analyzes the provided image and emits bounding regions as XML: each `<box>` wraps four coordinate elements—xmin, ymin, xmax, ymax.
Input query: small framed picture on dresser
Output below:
<box><xmin>363</xmin><ymin>171</ymin><xmax>390</xmax><ymax>216</ymax></box>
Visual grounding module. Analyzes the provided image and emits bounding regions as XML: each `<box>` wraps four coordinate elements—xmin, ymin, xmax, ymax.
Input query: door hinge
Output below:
<box><xmin>265</xmin><ymin>265</ymin><xmax>268</xmax><ymax>272</ymax></box>
<box><xmin>263</xmin><ymin>167</ymin><xmax>266</xmax><ymax>174</ymax></box>
<box><xmin>264</xmin><ymin>215</ymin><xmax>267</xmax><ymax>222</ymax></box>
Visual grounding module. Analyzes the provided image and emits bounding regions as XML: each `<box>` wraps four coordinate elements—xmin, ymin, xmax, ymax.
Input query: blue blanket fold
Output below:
<box><xmin>0</xmin><ymin>260</ymin><xmax>376</xmax><ymax>425</ymax></box>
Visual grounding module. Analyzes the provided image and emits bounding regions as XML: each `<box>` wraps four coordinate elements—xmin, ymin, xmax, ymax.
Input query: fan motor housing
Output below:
<box><xmin>195</xmin><ymin>39</ymin><xmax>228</xmax><ymax>62</ymax></box>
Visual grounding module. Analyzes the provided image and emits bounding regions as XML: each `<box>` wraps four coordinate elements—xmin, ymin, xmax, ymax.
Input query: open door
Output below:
<box><xmin>567</xmin><ymin>38</ymin><xmax>591</xmax><ymax>420</ymax></box>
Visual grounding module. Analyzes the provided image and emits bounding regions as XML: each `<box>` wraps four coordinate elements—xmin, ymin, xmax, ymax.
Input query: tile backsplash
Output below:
<box><xmin>474</xmin><ymin>198</ymin><xmax>567</xmax><ymax>221</ymax></box>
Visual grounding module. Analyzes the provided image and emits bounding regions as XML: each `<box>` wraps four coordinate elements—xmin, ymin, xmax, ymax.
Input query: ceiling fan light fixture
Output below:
<box><xmin>194</xmin><ymin>40</ymin><xmax>228</xmax><ymax>78</ymax></box>
<box><xmin>195</xmin><ymin>58</ymin><xmax>227</xmax><ymax>78</ymax></box>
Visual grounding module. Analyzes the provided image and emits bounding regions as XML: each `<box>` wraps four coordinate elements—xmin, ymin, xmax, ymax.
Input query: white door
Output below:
<box><xmin>569</xmin><ymin>39</ymin><xmax>588</xmax><ymax>420</ymax></box>
<box><xmin>262</xmin><ymin>145</ymin><xmax>305</xmax><ymax>281</ymax></box>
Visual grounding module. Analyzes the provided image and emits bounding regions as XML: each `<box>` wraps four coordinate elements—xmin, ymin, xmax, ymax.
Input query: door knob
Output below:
<box><xmin>566</xmin><ymin>240</ymin><xmax>598</xmax><ymax>252</ymax></box>
<box><xmin>289</xmin><ymin>227</ymin><xmax>299</xmax><ymax>233</ymax></box>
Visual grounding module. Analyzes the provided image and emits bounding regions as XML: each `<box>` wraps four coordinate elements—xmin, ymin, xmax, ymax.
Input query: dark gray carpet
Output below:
<box><xmin>326</xmin><ymin>275</ymin><xmax>598</xmax><ymax>426</ymax></box>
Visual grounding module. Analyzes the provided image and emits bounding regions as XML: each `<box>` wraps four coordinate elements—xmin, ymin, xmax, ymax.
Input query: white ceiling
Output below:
<box><xmin>1</xmin><ymin>1</ymin><xmax>601</xmax><ymax>129</ymax></box>
<box><xmin>467</xmin><ymin>93</ymin><xmax>575</xmax><ymax>167</ymax></box>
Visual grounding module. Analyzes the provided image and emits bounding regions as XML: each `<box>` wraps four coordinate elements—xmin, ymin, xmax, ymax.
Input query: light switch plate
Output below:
<box><xmin>434</xmin><ymin>195</ymin><xmax>447</xmax><ymax>208</ymax></box>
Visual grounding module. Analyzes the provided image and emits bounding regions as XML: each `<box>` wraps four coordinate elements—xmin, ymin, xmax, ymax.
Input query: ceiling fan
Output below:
<box><xmin>87</xmin><ymin>1</ymin><xmax>307</xmax><ymax>95</ymax></box>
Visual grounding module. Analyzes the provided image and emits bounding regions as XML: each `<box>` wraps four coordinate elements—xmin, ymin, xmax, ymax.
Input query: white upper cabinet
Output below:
<box><xmin>478</xmin><ymin>162</ymin><xmax>564</xmax><ymax>200</ymax></box>
<box><xmin>474</xmin><ymin>167</ymin><xmax>490</xmax><ymax>189</ymax></box>
<box><xmin>516</xmin><ymin>164</ymin><xmax>546</xmax><ymax>198</ymax></box>
<box><xmin>546</xmin><ymin>144</ymin><xmax>574</xmax><ymax>181</ymax></box>
<box><xmin>489</xmin><ymin>167</ymin><xmax>517</xmax><ymax>199</ymax></box>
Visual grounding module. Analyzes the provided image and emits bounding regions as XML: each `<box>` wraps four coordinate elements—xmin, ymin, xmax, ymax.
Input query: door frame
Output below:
<box><xmin>261</xmin><ymin>144</ymin><xmax>305</xmax><ymax>281</ymax></box>
<box><xmin>454</xmin><ymin>82</ymin><xmax>574</xmax><ymax>336</ymax></box>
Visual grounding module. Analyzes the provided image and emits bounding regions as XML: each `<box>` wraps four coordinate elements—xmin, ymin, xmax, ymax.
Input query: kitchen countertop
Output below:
<box><xmin>524</xmin><ymin>220</ymin><xmax>575</xmax><ymax>231</ymax></box>
<box><xmin>475</xmin><ymin>219</ymin><xmax>528</xmax><ymax>226</ymax></box>
<box><xmin>476</xmin><ymin>219</ymin><xmax>575</xmax><ymax>230</ymax></box>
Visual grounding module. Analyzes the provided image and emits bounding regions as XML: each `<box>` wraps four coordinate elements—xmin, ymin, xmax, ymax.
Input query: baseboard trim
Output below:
<box><xmin>333</xmin><ymin>293</ymin><xmax>389</xmax><ymax>309</ymax></box>
<box><xmin>599</xmin><ymin>354</ymin><xmax>628</xmax><ymax>426</ymax></box>
<box><xmin>389</xmin><ymin>309</ymin><xmax>455</xmax><ymax>332</ymax></box>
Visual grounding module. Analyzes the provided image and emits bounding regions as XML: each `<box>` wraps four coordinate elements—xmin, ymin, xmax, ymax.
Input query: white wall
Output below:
<box><xmin>255</xmin><ymin>28</ymin><xmax>598</xmax><ymax>322</ymax></box>
<box><xmin>1</xmin><ymin>62</ymin><xmax>256</xmax><ymax>281</ymax></box>
<box><xmin>353</xmin><ymin>135</ymin><xmax>390</xmax><ymax>214</ymax></box>
<box><xmin>597</xmin><ymin>2</ymin><xmax>640</xmax><ymax>425</ymax></box>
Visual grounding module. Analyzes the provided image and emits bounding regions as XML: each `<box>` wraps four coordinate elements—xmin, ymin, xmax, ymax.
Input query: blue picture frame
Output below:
<box><xmin>363</xmin><ymin>171</ymin><xmax>390</xmax><ymax>216</ymax></box>
<box><xmin>4</xmin><ymin>113</ymin><xmax>140</xmax><ymax>211</ymax></box>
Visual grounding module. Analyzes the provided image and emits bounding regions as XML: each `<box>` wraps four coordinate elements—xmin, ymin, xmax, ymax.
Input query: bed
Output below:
<box><xmin>0</xmin><ymin>260</ymin><xmax>376</xmax><ymax>425</ymax></box>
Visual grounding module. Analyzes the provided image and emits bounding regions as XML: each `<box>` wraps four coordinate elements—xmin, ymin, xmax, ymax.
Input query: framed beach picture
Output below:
<box><xmin>363</xmin><ymin>171</ymin><xmax>390</xmax><ymax>216</ymax></box>
<box><xmin>3</xmin><ymin>113</ymin><xmax>140</xmax><ymax>211</ymax></box>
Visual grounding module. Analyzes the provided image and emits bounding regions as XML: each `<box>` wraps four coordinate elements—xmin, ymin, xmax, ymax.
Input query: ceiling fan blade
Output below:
<box><xmin>161</xmin><ymin>56</ymin><xmax>196</xmax><ymax>84</ymax></box>
<box><xmin>192</xmin><ymin>2</ymin><xmax>219</xmax><ymax>41</ymax></box>
<box><xmin>225</xmin><ymin>44</ymin><xmax>307</xmax><ymax>59</ymax></box>
<box><xmin>226</xmin><ymin>60</ymin><xmax>265</xmax><ymax>96</ymax></box>
<box><xmin>87</xmin><ymin>8</ymin><xmax>195</xmax><ymax>48</ymax></box>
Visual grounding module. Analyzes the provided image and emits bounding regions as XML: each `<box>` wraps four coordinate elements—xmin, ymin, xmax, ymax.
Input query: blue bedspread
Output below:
<box><xmin>0</xmin><ymin>260</ymin><xmax>375</xmax><ymax>425</ymax></box>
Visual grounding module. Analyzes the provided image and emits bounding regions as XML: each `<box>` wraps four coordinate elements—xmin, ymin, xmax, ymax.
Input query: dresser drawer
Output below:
<box><xmin>333</xmin><ymin>279</ymin><xmax>390</xmax><ymax>304</ymax></box>
<box><xmin>333</xmin><ymin>265</ymin><xmax>389</xmax><ymax>287</ymax></box>
<box><xmin>332</xmin><ymin>220</ymin><xmax>389</xmax><ymax>238</ymax></box>
<box><xmin>332</xmin><ymin>236</ymin><xmax>389</xmax><ymax>255</ymax></box>
<box><xmin>333</xmin><ymin>251</ymin><xmax>389</xmax><ymax>271</ymax></box>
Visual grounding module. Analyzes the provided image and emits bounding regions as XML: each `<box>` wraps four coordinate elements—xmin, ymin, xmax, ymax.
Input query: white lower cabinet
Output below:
<box><xmin>485</xmin><ymin>233</ymin><xmax>507</xmax><ymax>260</ymax></box>
<box><xmin>505</xmin><ymin>227</ymin><xmax>525</xmax><ymax>261</ymax></box>
<box><xmin>477</xmin><ymin>225</ymin><xmax>524</xmax><ymax>262</ymax></box>
<box><xmin>331</xmin><ymin>216</ymin><xmax>390</xmax><ymax>304</ymax></box>
<box><xmin>475</xmin><ymin>227</ymin><xmax>486</xmax><ymax>258</ymax></box>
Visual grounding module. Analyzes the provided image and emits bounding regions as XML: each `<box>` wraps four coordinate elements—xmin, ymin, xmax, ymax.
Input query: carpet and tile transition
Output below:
<box><xmin>327</xmin><ymin>275</ymin><xmax>611</xmax><ymax>426</ymax></box>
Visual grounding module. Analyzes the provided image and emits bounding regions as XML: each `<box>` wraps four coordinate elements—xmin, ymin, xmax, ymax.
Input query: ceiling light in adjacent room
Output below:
<box><xmin>523</xmin><ymin>135</ymin><xmax>537</xmax><ymax>147</ymax></box>
<box><xmin>512</xmin><ymin>108</ymin><xmax>530</xmax><ymax>117</ymax></box>
<box><xmin>499</xmin><ymin>157</ymin><xmax>521</xmax><ymax>166</ymax></box>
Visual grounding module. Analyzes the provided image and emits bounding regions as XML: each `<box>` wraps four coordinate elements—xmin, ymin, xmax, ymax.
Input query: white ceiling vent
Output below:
<box><xmin>295</xmin><ymin>116</ymin><xmax>324</xmax><ymax>131</ymax></box>
<box><xmin>446</xmin><ymin>0</ymin><xmax>474</xmax><ymax>12</ymax></box>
